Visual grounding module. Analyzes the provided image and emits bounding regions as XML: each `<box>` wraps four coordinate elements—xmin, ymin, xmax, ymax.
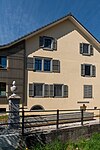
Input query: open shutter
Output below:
<box><xmin>63</xmin><ymin>85</ymin><xmax>68</xmax><ymax>98</ymax></box>
<box><xmin>90</xmin><ymin>45</ymin><xmax>93</xmax><ymax>55</ymax></box>
<box><xmin>92</xmin><ymin>65</ymin><xmax>96</xmax><ymax>77</ymax></box>
<box><xmin>49</xmin><ymin>85</ymin><xmax>54</xmax><ymax>97</ymax></box>
<box><xmin>52</xmin><ymin>60</ymin><xmax>60</xmax><ymax>73</ymax></box>
<box><xmin>80</xmin><ymin>43</ymin><xmax>83</xmax><ymax>54</ymax></box>
<box><xmin>44</xmin><ymin>84</ymin><xmax>49</xmax><ymax>97</ymax></box>
<box><xmin>27</xmin><ymin>57</ymin><xmax>34</xmax><ymax>71</ymax></box>
<box><xmin>81</xmin><ymin>64</ymin><xmax>85</xmax><ymax>76</ymax></box>
<box><xmin>53</xmin><ymin>39</ymin><xmax>57</xmax><ymax>50</ymax></box>
<box><xmin>39</xmin><ymin>36</ymin><xmax>44</xmax><ymax>47</ymax></box>
<box><xmin>29</xmin><ymin>84</ymin><xmax>34</xmax><ymax>97</ymax></box>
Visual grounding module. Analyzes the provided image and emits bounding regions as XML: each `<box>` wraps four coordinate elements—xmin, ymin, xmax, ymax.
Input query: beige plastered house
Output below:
<box><xmin>0</xmin><ymin>14</ymin><xmax>100</xmax><ymax>111</ymax></box>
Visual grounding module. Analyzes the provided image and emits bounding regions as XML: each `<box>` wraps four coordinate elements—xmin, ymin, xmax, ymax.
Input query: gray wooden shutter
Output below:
<box><xmin>53</xmin><ymin>39</ymin><xmax>57</xmax><ymax>50</ymax></box>
<box><xmin>63</xmin><ymin>85</ymin><xmax>68</xmax><ymax>98</ymax></box>
<box><xmin>29</xmin><ymin>83</ymin><xmax>34</xmax><ymax>97</ymax></box>
<box><xmin>52</xmin><ymin>60</ymin><xmax>60</xmax><ymax>73</ymax></box>
<box><xmin>44</xmin><ymin>84</ymin><xmax>49</xmax><ymax>97</ymax></box>
<box><xmin>80</xmin><ymin>43</ymin><xmax>83</xmax><ymax>54</ymax></box>
<box><xmin>39</xmin><ymin>36</ymin><xmax>44</xmax><ymax>47</ymax></box>
<box><xmin>90</xmin><ymin>45</ymin><xmax>93</xmax><ymax>55</ymax></box>
<box><xmin>92</xmin><ymin>65</ymin><xmax>96</xmax><ymax>77</ymax></box>
<box><xmin>81</xmin><ymin>64</ymin><xmax>85</xmax><ymax>76</ymax></box>
<box><xmin>27</xmin><ymin>57</ymin><xmax>34</xmax><ymax>71</ymax></box>
<box><xmin>84</xmin><ymin>85</ymin><xmax>92</xmax><ymax>98</ymax></box>
<box><xmin>49</xmin><ymin>85</ymin><xmax>54</xmax><ymax>97</ymax></box>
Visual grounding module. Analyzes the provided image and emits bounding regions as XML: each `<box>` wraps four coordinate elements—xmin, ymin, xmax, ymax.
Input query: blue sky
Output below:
<box><xmin>0</xmin><ymin>0</ymin><xmax>100</xmax><ymax>45</ymax></box>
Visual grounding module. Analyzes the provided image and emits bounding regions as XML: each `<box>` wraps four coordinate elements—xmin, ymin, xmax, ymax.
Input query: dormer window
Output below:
<box><xmin>39</xmin><ymin>36</ymin><xmax>57</xmax><ymax>50</ymax></box>
<box><xmin>80</xmin><ymin>43</ymin><xmax>93</xmax><ymax>56</ymax></box>
<box><xmin>0</xmin><ymin>56</ymin><xmax>7</xmax><ymax>69</ymax></box>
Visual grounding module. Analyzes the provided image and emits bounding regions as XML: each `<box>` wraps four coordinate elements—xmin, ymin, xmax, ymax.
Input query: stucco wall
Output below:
<box><xmin>26</xmin><ymin>19</ymin><xmax>100</xmax><ymax>110</ymax></box>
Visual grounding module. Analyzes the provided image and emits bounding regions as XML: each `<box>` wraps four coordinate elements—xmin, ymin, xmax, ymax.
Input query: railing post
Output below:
<box><xmin>22</xmin><ymin>107</ymin><xmax>24</xmax><ymax>136</ymax></box>
<box><xmin>56</xmin><ymin>109</ymin><xmax>59</xmax><ymax>130</ymax></box>
<box><xmin>81</xmin><ymin>109</ymin><xmax>84</xmax><ymax>126</ymax></box>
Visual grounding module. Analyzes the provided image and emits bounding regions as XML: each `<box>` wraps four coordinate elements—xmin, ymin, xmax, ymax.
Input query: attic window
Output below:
<box><xmin>39</xmin><ymin>36</ymin><xmax>57</xmax><ymax>50</ymax></box>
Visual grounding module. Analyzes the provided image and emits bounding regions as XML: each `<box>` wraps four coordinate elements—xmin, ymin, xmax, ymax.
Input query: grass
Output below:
<box><xmin>25</xmin><ymin>133</ymin><xmax>100</xmax><ymax>150</ymax></box>
<box><xmin>0</xmin><ymin>115</ymin><xmax>8</xmax><ymax>122</ymax></box>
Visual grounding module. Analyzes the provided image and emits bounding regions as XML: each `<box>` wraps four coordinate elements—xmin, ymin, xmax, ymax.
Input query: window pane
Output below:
<box><xmin>54</xmin><ymin>85</ymin><xmax>62</xmax><ymax>97</ymax></box>
<box><xmin>85</xmin><ymin>65</ymin><xmax>91</xmax><ymax>76</ymax></box>
<box><xmin>44</xmin><ymin>38</ymin><xmax>52</xmax><ymax>48</ymax></box>
<box><xmin>83</xmin><ymin>44</ymin><xmax>89</xmax><ymax>54</ymax></box>
<box><xmin>0</xmin><ymin>56</ymin><xmax>7</xmax><ymax>68</ymax></box>
<box><xmin>35</xmin><ymin>58</ymin><xmax>42</xmax><ymax>71</ymax></box>
<box><xmin>44</xmin><ymin>59</ymin><xmax>51</xmax><ymax>71</ymax></box>
<box><xmin>34</xmin><ymin>84</ymin><xmax>43</xmax><ymax>96</ymax></box>
<box><xmin>0</xmin><ymin>83</ymin><xmax>6</xmax><ymax>96</ymax></box>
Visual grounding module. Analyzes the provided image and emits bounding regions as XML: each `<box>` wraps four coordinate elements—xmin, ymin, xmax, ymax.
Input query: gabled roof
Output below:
<box><xmin>0</xmin><ymin>13</ymin><xmax>100</xmax><ymax>49</ymax></box>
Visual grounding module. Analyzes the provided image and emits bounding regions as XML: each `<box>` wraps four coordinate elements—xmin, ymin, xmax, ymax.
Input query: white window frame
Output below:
<box><xmin>43</xmin><ymin>37</ymin><xmax>54</xmax><ymax>50</ymax></box>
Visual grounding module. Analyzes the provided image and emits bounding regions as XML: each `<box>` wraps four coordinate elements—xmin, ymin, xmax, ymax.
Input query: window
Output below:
<box><xmin>29</xmin><ymin>83</ymin><xmax>68</xmax><ymax>98</ymax></box>
<box><xmin>54</xmin><ymin>84</ymin><xmax>62</xmax><ymax>97</ymax></box>
<box><xmin>84</xmin><ymin>85</ymin><xmax>92</xmax><ymax>98</ymax></box>
<box><xmin>0</xmin><ymin>82</ymin><xmax>6</xmax><ymax>96</ymax></box>
<box><xmin>81</xmin><ymin>64</ymin><xmax>96</xmax><ymax>77</ymax></box>
<box><xmin>34</xmin><ymin>83</ymin><xmax>43</xmax><ymax>97</ymax></box>
<box><xmin>39</xmin><ymin>36</ymin><xmax>57</xmax><ymax>50</ymax></box>
<box><xmin>35</xmin><ymin>58</ymin><xmax>42</xmax><ymax>71</ymax></box>
<box><xmin>0</xmin><ymin>56</ymin><xmax>7</xmax><ymax>69</ymax></box>
<box><xmin>44</xmin><ymin>38</ymin><xmax>52</xmax><ymax>49</ymax></box>
<box><xmin>80</xmin><ymin>43</ymin><xmax>93</xmax><ymax>56</ymax></box>
<box><xmin>44</xmin><ymin>59</ymin><xmax>51</xmax><ymax>71</ymax></box>
<box><xmin>27</xmin><ymin>57</ymin><xmax>60</xmax><ymax>73</ymax></box>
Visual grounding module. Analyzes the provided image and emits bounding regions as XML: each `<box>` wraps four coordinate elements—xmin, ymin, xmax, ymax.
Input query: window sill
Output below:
<box><xmin>0</xmin><ymin>68</ymin><xmax>7</xmax><ymax>71</ymax></box>
<box><xmin>43</xmin><ymin>47</ymin><xmax>53</xmax><ymax>51</ymax></box>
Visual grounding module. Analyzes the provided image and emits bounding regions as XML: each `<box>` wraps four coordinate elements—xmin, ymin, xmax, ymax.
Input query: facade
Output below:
<box><xmin>0</xmin><ymin>14</ymin><xmax>100</xmax><ymax>111</ymax></box>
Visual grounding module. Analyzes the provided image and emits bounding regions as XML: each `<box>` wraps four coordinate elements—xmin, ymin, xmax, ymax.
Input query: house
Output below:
<box><xmin>0</xmin><ymin>13</ymin><xmax>100</xmax><ymax>111</ymax></box>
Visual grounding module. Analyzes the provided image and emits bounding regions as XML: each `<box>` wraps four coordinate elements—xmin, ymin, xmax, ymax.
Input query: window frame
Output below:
<box><xmin>34</xmin><ymin>83</ymin><xmax>44</xmax><ymax>97</ymax></box>
<box><xmin>0</xmin><ymin>82</ymin><xmax>6</xmax><ymax>97</ymax></box>
<box><xmin>34</xmin><ymin>57</ymin><xmax>52</xmax><ymax>72</ymax></box>
<box><xmin>54</xmin><ymin>84</ymin><xmax>63</xmax><ymax>97</ymax></box>
<box><xmin>43</xmin><ymin>37</ymin><xmax>53</xmax><ymax>50</ymax></box>
<box><xmin>0</xmin><ymin>56</ymin><xmax>7</xmax><ymax>69</ymax></box>
<box><xmin>81</xmin><ymin>64</ymin><xmax>96</xmax><ymax>77</ymax></box>
<box><xmin>80</xmin><ymin>43</ymin><xmax>93</xmax><ymax>56</ymax></box>
<box><xmin>83</xmin><ymin>85</ymin><xmax>93</xmax><ymax>98</ymax></box>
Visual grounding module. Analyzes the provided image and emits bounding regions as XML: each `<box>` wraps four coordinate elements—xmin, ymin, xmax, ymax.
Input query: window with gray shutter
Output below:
<box><xmin>80</xmin><ymin>43</ymin><xmax>93</xmax><ymax>56</ymax></box>
<box><xmin>44</xmin><ymin>84</ymin><xmax>49</xmax><ymax>97</ymax></box>
<box><xmin>92</xmin><ymin>65</ymin><xmax>96</xmax><ymax>77</ymax></box>
<box><xmin>81</xmin><ymin>64</ymin><xmax>96</xmax><ymax>77</ymax></box>
<box><xmin>80</xmin><ymin>43</ymin><xmax>83</xmax><ymax>54</ymax></box>
<box><xmin>39</xmin><ymin>36</ymin><xmax>44</xmax><ymax>47</ymax></box>
<box><xmin>29</xmin><ymin>84</ymin><xmax>34</xmax><ymax>97</ymax></box>
<box><xmin>63</xmin><ymin>85</ymin><xmax>68</xmax><ymax>97</ymax></box>
<box><xmin>39</xmin><ymin>36</ymin><xmax>57</xmax><ymax>50</ymax></box>
<box><xmin>27</xmin><ymin>57</ymin><xmax>35</xmax><ymax>71</ymax></box>
<box><xmin>84</xmin><ymin>85</ymin><xmax>92</xmax><ymax>98</ymax></box>
<box><xmin>53</xmin><ymin>39</ymin><xmax>57</xmax><ymax>50</ymax></box>
<box><xmin>49</xmin><ymin>85</ymin><xmax>54</xmax><ymax>97</ymax></box>
<box><xmin>52</xmin><ymin>60</ymin><xmax>60</xmax><ymax>73</ymax></box>
<box><xmin>90</xmin><ymin>45</ymin><xmax>93</xmax><ymax>55</ymax></box>
<box><xmin>81</xmin><ymin>64</ymin><xmax>85</xmax><ymax>76</ymax></box>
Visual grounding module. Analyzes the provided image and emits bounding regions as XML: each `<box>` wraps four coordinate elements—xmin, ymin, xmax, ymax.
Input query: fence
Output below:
<box><xmin>0</xmin><ymin>108</ymin><xmax>100</xmax><ymax>136</ymax></box>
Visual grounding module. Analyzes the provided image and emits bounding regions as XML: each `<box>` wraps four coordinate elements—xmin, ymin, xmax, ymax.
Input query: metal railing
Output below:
<box><xmin>0</xmin><ymin>108</ymin><xmax>100</xmax><ymax>136</ymax></box>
